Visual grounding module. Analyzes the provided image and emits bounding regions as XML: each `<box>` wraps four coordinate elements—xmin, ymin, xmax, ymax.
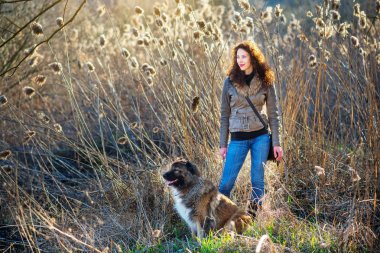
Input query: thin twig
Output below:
<box><xmin>0</xmin><ymin>0</ymin><xmax>86</xmax><ymax>77</ymax></box>
<box><xmin>0</xmin><ymin>0</ymin><xmax>62</xmax><ymax>49</ymax></box>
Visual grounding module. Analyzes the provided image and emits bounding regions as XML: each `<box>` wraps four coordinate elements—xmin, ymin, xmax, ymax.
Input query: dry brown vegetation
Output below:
<box><xmin>0</xmin><ymin>0</ymin><xmax>379</xmax><ymax>252</ymax></box>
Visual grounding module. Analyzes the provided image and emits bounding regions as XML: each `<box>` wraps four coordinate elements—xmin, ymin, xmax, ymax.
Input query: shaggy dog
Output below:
<box><xmin>162</xmin><ymin>158</ymin><xmax>252</xmax><ymax>238</ymax></box>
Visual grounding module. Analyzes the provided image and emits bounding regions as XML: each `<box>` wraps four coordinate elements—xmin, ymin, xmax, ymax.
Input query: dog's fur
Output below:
<box><xmin>162</xmin><ymin>158</ymin><xmax>252</xmax><ymax>238</ymax></box>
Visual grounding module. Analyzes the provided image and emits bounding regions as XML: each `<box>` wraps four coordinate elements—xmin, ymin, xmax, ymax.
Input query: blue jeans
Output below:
<box><xmin>219</xmin><ymin>134</ymin><xmax>270</xmax><ymax>204</ymax></box>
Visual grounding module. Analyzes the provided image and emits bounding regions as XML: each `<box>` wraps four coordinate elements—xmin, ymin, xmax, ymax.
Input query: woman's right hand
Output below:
<box><xmin>219</xmin><ymin>147</ymin><xmax>227</xmax><ymax>160</ymax></box>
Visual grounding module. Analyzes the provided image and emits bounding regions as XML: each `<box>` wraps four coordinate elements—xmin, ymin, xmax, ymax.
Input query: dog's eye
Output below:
<box><xmin>174</xmin><ymin>170</ymin><xmax>180</xmax><ymax>174</ymax></box>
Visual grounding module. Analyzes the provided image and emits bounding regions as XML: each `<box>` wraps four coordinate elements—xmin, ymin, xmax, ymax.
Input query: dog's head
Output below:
<box><xmin>162</xmin><ymin>158</ymin><xmax>201</xmax><ymax>189</ymax></box>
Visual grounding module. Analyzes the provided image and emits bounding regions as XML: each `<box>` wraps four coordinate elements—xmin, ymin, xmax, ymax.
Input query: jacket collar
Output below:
<box><xmin>232</xmin><ymin>75</ymin><xmax>262</xmax><ymax>97</ymax></box>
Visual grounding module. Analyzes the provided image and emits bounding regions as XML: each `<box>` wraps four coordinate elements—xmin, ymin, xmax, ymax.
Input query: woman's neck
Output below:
<box><xmin>244</xmin><ymin>66</ymin><xmax>254</xmax><ymax>75</ymax></box>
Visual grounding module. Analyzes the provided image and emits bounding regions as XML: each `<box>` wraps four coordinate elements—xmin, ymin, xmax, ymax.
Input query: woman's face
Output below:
<box><xmin>236</xmin><ymin>48</ymin><xmax>253</xmax><ymax>73</ymax></box>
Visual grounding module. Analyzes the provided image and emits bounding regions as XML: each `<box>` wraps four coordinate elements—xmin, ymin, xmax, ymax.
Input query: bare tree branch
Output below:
<box><xmin>0</xmin><ymin>0</ymin><xmax>87</xmax><ymax>77</ymax></box>
<box><xmin>0</xmin><ymin>0</ymin><xmax>62</xmax><ymax>49</ymax></box>
<box><xmin>0</xmin><ymin>0</ymin><xmax>32</xmax><ymax>3</ymax></box>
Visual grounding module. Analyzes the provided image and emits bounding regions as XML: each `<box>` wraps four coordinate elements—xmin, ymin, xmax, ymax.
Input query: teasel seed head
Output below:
<box><xmin>23</xmin><ymin>86</ymin><xmax>35</xmax><ymax>97</ymax></box>
<box><xmin>130</xmin><ymin>57</ymin><xmax>139</xmax><ymax>69</ymax></box>
<box><xmin>245</xmin><ymin>17</ymin><xmax>254</xmax><ymax>28</ymax></box>
<box><xmin>97</xmin><ymin>5</ymin><xmax>106</xmax><ymax>17</ymax></box>
<box><xmin>30</xmin><ymin>21</ymin><xmax>43</xmax><ymax>36</ymax></box>
<box><xmin>136</xmin><ymin>39</ymin><xmax>144</xmax><ymax>46</ymax></box>
<box><xmin>155</xmin><ymin>18</ymin><xmax>164</xmax><ymax>27</ymax></box>
<box><xmin>238</xmin><ymin>0</ymin><xmax>250</xmax><ymax>12</ymax></box>
<box><xmin>0</xmin><ymin>95</ymin><xmax>8</xmax><ymax>106</ymax></box>
<box><xmin>306</xmin><ymin>11</ymin><xmax>313</xmax><ymax>17</ymax></box>
<box><xmin>240</xmin><ymin>27</ymin><xmax>247</xmax><ymax>34</ymax></box>
<box><xmin>231</xmin><ymin>22</ymin><xmax>238</xmax><ymax>32</ymax></box>
<box><xmin>186</xmin><ymin>4</ymin><xmax>193</xmax><ymax>13</ymax></box>
<box><xmin>117</xmin><ymin>136</ymin><xmax>128</xmax><ymax>145</ymax></box>
<box><xmin>376</xmin><ymin>54</ymin><xmax>380</xmax><ymax>65</ymax></box>
<box><xmin>358</xmin><ymin>15</ymin><xmax>367</xmax><ymax>29</ymax></box>
<box><xmin>53</xmin><ymin>123</ymin><xmax>63</xmax><ymax>133</ymax></box>
<box><xmin>353</xmin><ymin>3</ymin><xmax>360</xmax><ymax>16</ymax></box>
<box><xmin>153</xmin><ymin>7</ymin><xmax>161</xmax><ymax>16</ymax></box>
<box><xmin>308</xmin><ymin>54</ymin><xmax>317</xmax><ymax>69</ymax></box>
<box><xmin>33</xmin><ymin>75</ymin><xmax>46</xmax><ymax>86</ymax></box>
<box><xmin>143</xmin><ymin>37</ymin><xmax>150</xmax><ymax>46</ymax></box>
<box><xmin>233</xmin><ymin>12</ymin><xmax>242</xmax><ymax>23</ymax></box>
<box><xmin>99</xmin><ymin>34</ymin><xmax>106</xmax><ymax>47</ymax></box>
<box><xmin>141</xmin><ymin>63</ymin><xmax>149</xmax><ymax>72</ymax></box>
<box><xmin>308</xmin><ymin>60</ymin><xmax>317</xmax><ymax>69</ymax></box>
<box><xmin>23</xmin><ymin>130</ymin><xmax>36</xmax><ymax>144</ymax></box>
<box><xmin>161</xmin><ymin>13</ymin><xmax>168</xmax><ymax>22</ymax></box>
<box><xmin>330</xmin><ymin>10</ymin><xmax>340</xmax><ymax>21</ymax></box>
<box><xmin>308</xmin><ymin>54</ymin><xmax>316</xmax><ymax>62</ymax></box>
<box><xmin>212</xmin><ymin>32</ymin><xmax>221</xmax><ymax>42</ymax></box>
<box><xmin>176</xmin><ymin>39</ymin><xmax>183</xmax><ymax>48</ymax></box>
<box><xmin>171</xmin><ymin>50</ymin><xmax>177</xmax><ymax>58</ymax></box>
<box><xmin>193</xmin><ymin>30</ymin><xmax>203</xmax><ymax>41</ymax></box>
<box><xmin>174</xmin><ymin>3</ymin><xmax>185</xmax><ymax>17</ymax></box>
<box><xmin>315</xmin><ymin>4</ymin><xmax>322</xmax><ymax>17</ymax></box>
<box><xmin>162</xmin><ymin>26</ymin><xmax>169</xmax><ymax>34</ymax></box>
<box><xmin>0</xmin><ymin>150</ymin><xmax>12</xmax><ymax>160</ymax></box>
<box><xmin>152</xmin><ymin>127</ymin><xmax>160</xmax><ymax>133</ymax></box>
<box><xmin>320</xmin><ymin>25</ymin><xmax>334</xmax><ymax>39</ymax></box>
<box><xmin>158</xmin><ymin>38</ymin><xmax>165</xmax><ymax>47</ymax></box>
<box><xmin>37</xmin><ymin>112</ymin><xmax>50</xmax><ymax>123</ymax></box>
<box><xmin>359</xmin><ymin>47</ymin><xmax>366</xmax><ymax>57</ymax></box>
<box><xmin>135</xmin><ymin>6</ymin><xmax>144</xmax><ymax>15</ymax></box>
<box><xmin>159</xmin><ymin>58</ymin><xmax>167</xmax><ymax>66</ymax></box>
<box><xmin>147</xmin><ymin>77</ymin><xmax>153</xmax><ymax>86</ymax></box>
<box><xmin>314</xmin><ymin>18</ymin><xmax>325</xmax><ymax>28</ymax></box>
<box><xmin>338</xmin><ymin>22</ymin><xmax>350</xmax><ymax>37</ymax></box>
<box><xmin>332</xmin><ymin>0</ymin><xmax>340</xmax><ymax>10</ymax></box>
<box><xmin>87</xmin><ymin>62</ymin><xmax>95</xmax><ymax>72</ymax></box>
<box><xmin>196</xmin><ymin>20</ymin><xmax>206</xmax><ymax>31</ymax></box>
<box><xmin>49</xmin><ymin>62</ymin><xmax>63</xmax><ymax>74</ymax></box>
<box><xmin>132</xmin><ymin>27</ymin><xmax>139</xmax><ymax>37</ymax></box>
<box><xmin>351</xmin><ymin>36</ymin><xmax>359</xmax><ymax>48</ymax></box>
<box><xmin>121</xmin><ymin>48</ymin><xmax>130</xmax><ymax>59</ymax></box>
<box><xmin>56</xmin><ymin>17</ymin><xmax>64</xmax><ymax>27</ymax></box>
<box><xmin>131</xmin><ymin>122</ymin><xmax>139</xmax><ymax>129</ymax></box>
<box><xmin>274</xmin><ymin>4</ymin><xmax>283</xmax><ymax>18</ymax></box>
<box><xmin>146</xmin><ymin>66</ymin><xmax>156</xmax><ymax>76</ymax></box>
<box><xmin>191</xmin><ymin>96</ymin><xmax>200</xmax><ymax>113</ymax></box>
<box><xmin>261</xmin><ymin>7</ymin><xmax>273</xmax><ymax>23</ymax></box>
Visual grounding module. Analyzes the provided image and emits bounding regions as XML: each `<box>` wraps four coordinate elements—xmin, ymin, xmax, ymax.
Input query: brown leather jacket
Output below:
<box><xmin>219</xmin><ymin>76</ymin><xmax>281</xmax><ymax>148</ymax></box>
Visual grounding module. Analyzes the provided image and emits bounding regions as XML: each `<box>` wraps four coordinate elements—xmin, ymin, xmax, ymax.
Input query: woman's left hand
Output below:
<box><xmin>273</xmin><ymin>146</ymin><xmax>283</xmax><ymax>161</ymax></box>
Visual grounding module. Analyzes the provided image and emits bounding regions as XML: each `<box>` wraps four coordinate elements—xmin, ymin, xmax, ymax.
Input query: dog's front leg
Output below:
<box><xmin>191</xmin><ymin>228</ymin><xmax>197</xmax><ymax>239</ymax></box>
<box><xmin>196</xmin><ymin>221</ymin><xmax>204</xmax><ymax>239</ymax></box>
<box><xmin>204</xmin><ymin>216</ymin><xmax>215</xmax><ymax>235</ymax></box>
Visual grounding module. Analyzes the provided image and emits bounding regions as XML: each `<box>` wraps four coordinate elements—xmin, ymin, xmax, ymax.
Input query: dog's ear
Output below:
<box><xmin>185</xmin><ymin>161</ymin><xmax>201</xmax><ymax>177</ymax></box>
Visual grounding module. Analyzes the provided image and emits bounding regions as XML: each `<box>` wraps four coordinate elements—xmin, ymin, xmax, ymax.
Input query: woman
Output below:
<box><xmin>219</xmin><ymin>40</ymin><xmax>283</xmax><ymax>216</ymax></box>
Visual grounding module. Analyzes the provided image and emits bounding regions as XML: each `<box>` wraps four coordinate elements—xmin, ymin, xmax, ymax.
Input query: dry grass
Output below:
<box><xmin>0</xmin><ymin>0</ymin><xmax>379</xmax><ymax>252</ymax></box>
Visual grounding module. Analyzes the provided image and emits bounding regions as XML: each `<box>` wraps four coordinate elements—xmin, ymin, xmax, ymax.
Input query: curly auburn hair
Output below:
<box><xmin>226</xmin><ymin>40</ymin><xmax>275</xmax><ymax>87</ymax></box>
